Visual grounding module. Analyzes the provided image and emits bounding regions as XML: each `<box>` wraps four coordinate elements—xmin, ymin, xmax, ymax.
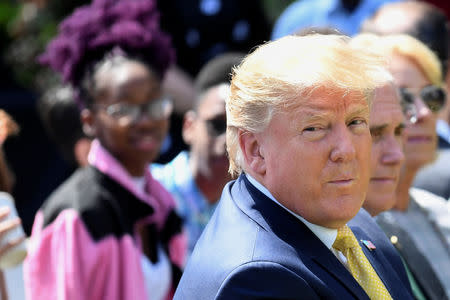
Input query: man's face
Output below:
<box><xmin>184</xmin><ymin>85</ymin><xmax>229</xmax><ymax>178</ymax></box>
<box><xmin>258</xmin><ymin>88</ymin><xmax>372</xmax><ymax>229</ymax></box>
<box><xmin>364</xmin><ymin>84</ymin><xmax>405</xmax><ymax>216</ymax></box>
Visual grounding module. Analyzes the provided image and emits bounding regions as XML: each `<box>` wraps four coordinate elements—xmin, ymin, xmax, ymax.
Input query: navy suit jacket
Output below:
<box><xmin>174</xmin><ymin>175</ymin><xmax>413</xmax><ymax>299</ymax></box>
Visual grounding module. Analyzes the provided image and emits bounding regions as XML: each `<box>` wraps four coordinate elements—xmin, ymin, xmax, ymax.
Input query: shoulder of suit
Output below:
<box><xmin>410</xmin><ymin>188</ymin><xmax>449</xmax><ymax>215</ymax></box>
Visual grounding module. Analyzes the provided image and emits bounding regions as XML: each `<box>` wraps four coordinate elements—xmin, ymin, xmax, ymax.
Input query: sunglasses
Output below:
<box><xmin>204</xmin><ymin>117</ymin><xmax>227</xmax><ymax>136</ymax></box>
<box><xmin>399</xmin><ymin>85</ymin><xmax>446</xmax><ymax>123</ymax></box>
<box><xmin>97</xmin><ymin>97</ymin><xmax>173</xmax><ymax>124</ymax></box>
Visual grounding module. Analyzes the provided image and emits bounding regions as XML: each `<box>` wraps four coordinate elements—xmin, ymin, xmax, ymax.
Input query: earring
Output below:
<box><xmin>82</xmin><ymin>124</ymin><xmax>95</xmax><ymax>137</ymax></box>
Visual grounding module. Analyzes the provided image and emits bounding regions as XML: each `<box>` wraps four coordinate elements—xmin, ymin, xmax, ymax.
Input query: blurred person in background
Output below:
<box><xmin>0</xmin><ymin>110</ymin><xmax>26</xmax><ymax>300</ymax></box>
<box><xmin>358</xmin><ymin>83</ymin><xmax>406</xmax><ymax>218</ymax></box>
<box><xmin>413</xmin><ymin>62</ymin><xmax>450</xmax><ymax>198</ymax></box>
<box><xmin>271</xmin><ymin>0</ymin><xmax>402</xmax><ymax>39</ymax></box>
<box><xmin>37</xmin><ymin>83</ymin><xmax>92</xmax><ymax>169</ymax></box>
<box><xmin>0</xmin><ymin>111</ymin><xmax>19</xmax><ymax>195</ymax></box>
<box><xmin>23</xmin><ymin>0</ymin><xmax>186</xmax><ymax>299</ymax></box>
<box><xmin>352</xmin><ymin>33</ymin><xmax>450</xmax><ymax>300</ymax></box>
<box><xmin>153</xmin><ymin>0</ymin><xmax>271</xmax><ymax>164</ymax></box>
<box><xmin>361</xmin><ymin>0</ymin><xmax>449</xmax><ymax>78</ymax></box>
<box><xmin>152</xmin><ymin>52</ymin><xmax>243</xmax><ymax>255</ymax></box>
<box><xmin>0</xmin><ymin>0</ymin><xmax>92</xmax><ymax>237</ymax></box>
<box><xmin>361</xmin><ymin>0</ymin><xmax>450</xmax><ymax>200</ymax></box>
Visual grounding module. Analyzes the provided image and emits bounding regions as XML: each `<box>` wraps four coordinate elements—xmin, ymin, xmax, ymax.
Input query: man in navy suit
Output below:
<box><xmin>174</xmin><ymin>34</ymin><xmax>413</xmax><ymax>299</ymax></box>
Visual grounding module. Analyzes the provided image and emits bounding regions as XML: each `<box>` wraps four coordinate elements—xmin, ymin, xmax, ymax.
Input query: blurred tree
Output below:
<box><xmin>1</xmin><ymin>0</ymin><xmax>90</xmax><ymax>92</ymax></box>
<box><xmin>262</xmin><ymin>0</ymin><xmax>296</xmax><ymax>26</ymax></box>
<box><xmin>0</xmin><ymin>1</ymin><xmax>20</xmax><ymax>89</ymax></box>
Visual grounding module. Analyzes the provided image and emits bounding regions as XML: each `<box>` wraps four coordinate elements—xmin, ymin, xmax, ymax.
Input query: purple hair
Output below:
<box><xmin>39</xmin><ymin>0</ymin><xmax>175</xmax><ymax>96</ymax></box>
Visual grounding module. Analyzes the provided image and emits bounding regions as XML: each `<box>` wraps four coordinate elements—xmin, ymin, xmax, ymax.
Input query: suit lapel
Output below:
<box><xmin>310</xmin><ymin>249</ymin><xmax>370</xmax><ymax>299</ymax></box>
<box><xmin>351</xmin><ymin>225</ymin><xmax>408</xmax><ymax>300</ymax></box>
<box><xmin>236</xmin><ymin>175</ymin><xmax>370</xmax><ymax>300</ymax></box>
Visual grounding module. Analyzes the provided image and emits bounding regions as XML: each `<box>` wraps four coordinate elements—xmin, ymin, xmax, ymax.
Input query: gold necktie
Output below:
<box><xmin>333</xmin><ymin>225</ymin><xmax>392</xmax><ymax>300</ymax></box>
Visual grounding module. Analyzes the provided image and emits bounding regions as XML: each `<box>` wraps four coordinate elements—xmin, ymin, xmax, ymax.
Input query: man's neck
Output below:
<box><xmin>244</xmin><ymin>173</ymin><xmax>339</xmax><ymax>249</ymax></box>
<box><xmin>190</xmin><ymin>157</ymin><xmax>230</xmax><ymax>204</ymax></box>
<box><xmin>195</xmin><ymin>173</ymin><xmax>228</xmax><ymax>204</ymax></box>
<box><xmin>394</xmin><ymin>166</ymin><xmax>418</xmax><ymax>211</ymax></box>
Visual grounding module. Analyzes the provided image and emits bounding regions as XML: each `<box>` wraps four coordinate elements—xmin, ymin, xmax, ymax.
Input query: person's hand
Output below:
<box><xmin>0</xmin><ymin>110</ymin><xmax>19</xmax><ymax>193</ymax></box>
<box><xmin>0</xmin><ymin>207</ymin><xmax>25</xmax><ymax>258</ymax></box>
<box><xmin>0</xmin><ymin>110</ymin><xmax>19</xmax><ymax>146</ymax></box>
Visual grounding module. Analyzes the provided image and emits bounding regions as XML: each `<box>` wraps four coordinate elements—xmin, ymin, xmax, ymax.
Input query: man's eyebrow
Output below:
<box><xmin>370</xmin><ymin>124</ymin><xmax>388</xmax><ymax>132</ymax></box>
<box><xmin>348</xmin><ymin>106</ymin><xmax>370</xmax><ymax>119</ymax></box>
<box><xmin>301</xmin><ymin>112</ymin><xmax>330</xmax><ymax>123</ymax></box>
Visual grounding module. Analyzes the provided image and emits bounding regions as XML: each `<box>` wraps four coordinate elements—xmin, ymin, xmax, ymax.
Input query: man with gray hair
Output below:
<box><xmin>361</xmin><ymin>0</ymin><xmax>450</xmax><ymax>211</ymax></box>
<box><xmin>174</xmin><ymin>34</ymin><xmax>413</xmax><ymax>299</ymax></box>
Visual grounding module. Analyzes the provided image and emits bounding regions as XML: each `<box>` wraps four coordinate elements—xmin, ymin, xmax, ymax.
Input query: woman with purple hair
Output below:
<box><xmin>23</xmin><ymin>0</ymin><xmax>186</xmax><ymax>299</ymax></box>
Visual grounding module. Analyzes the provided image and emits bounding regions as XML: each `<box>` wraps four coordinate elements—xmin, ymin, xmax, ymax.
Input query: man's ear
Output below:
<box><xmin>182</xmin><ymin>110</ymin><xmax>196</xmax><ymax>145</ymax></box>
<box><xmin>81</xmin><ymin>108</ymin><xmax>96</xmax><ymax>137</ymax></box>
<box><xmin>238</xmin><ymin>129</ymin><xmax>266</xmax><ymax>176</ymax></box>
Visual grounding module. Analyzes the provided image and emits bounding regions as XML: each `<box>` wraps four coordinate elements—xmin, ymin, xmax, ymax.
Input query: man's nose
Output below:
<box><xmin>381</xmin><ymin>135</ymin><xmax>405</xmax><ymax>165</ymax></box>
<box><xmin>330</xmin><ymin>125</ymin><xmax>357</xmax><ymax>163</ymax></box>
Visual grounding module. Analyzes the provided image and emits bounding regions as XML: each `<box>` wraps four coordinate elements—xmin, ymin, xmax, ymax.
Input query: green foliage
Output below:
<box><xmin>262</xmin><ymin>0</ymin><xmax>296</xmax><ymax>25</ymax></box>
<box><xmin>0</xmin><ymin>1</ymin><xmax>72</xmax><ymax>91</ymax></box>
<box><xmin>0</xmin><ymin>2</ymin><xmax>19</xmax><ymax>27</ymax></box>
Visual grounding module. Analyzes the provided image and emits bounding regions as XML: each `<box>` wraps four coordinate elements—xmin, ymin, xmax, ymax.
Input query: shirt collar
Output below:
<box><xmin>87</xmin><ymin>139</ymin><xmax>175</xmax><ymax>227</ymax></box>
<box><xmin>245</xmin><ymin>173</ymin><xmax>337</xmax><ymax>249</ymax></box>
<box><xmin>88</xmin><ymin>139</ymin><xmax>149</xmax><ymax>198</ymax></box>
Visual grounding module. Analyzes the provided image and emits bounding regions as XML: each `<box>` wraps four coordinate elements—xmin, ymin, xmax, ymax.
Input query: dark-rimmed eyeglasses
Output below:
<box><xmin>96</xmin><ymin>97</ymin><xmax>173</xmax><ymax>124</ymax></box>
<box><xmin>399</xmin><ymin>85</ymin><xmax>446</xmax><ymax>123</ymax></box>
<box><xmin>204</xmin><ymin>117</ymin><xmax>227</xmax><ymax>136</ymax></box>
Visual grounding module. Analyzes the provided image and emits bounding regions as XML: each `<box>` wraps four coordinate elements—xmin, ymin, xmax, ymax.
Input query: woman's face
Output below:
<box><xmin>388</xmin><ymin>54</ymin><xmax>438</xmax><ymax>170</ymax></box>
<box><xmin>83</xmin><ymin>59</ymin><xmax>170</xmax><ymax>176</ymax></box>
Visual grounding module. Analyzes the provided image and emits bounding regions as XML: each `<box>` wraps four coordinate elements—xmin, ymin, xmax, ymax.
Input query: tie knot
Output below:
<box><xmin>333</xmin><ymin>225</ymin><xmax>359</xmax><ymax>252</ymax></box>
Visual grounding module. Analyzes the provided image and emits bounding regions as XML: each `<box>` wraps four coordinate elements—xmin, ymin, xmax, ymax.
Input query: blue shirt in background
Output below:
<box><xmin>272</xmin><ymin>0</ymin><xmax>401</xmax><ymax>39</ymax></box>
<box><xmin>151</xmin><ymin>151</ymin><xmax>217</xmax><ymax>255</ymax></box>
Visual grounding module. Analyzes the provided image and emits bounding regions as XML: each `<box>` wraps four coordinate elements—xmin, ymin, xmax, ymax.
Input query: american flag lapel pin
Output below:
<box><xmin>361</xmin><ymin>239</ymin><xmax>376</xmax><ymax>251</ymax></box>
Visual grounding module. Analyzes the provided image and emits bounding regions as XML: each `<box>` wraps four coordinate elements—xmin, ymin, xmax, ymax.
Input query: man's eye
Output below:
<box><xmin>370</xmin><ymin>128</ymin><xmax>382</xmax><ymax>138</ymax></box>
<box><xmin>301</xmin><ymin>126</ymin><xmax>326</xmax><ymax>141</ymax></box>
<box><xmin>304</xmin><ymin>127</ymin><xmax>320</xmax><ymax>132</ymax></box>
<box><xmin>349</xmin><ymin>119</ymin><xmax>366</xmax><ymax>126</ymax></box>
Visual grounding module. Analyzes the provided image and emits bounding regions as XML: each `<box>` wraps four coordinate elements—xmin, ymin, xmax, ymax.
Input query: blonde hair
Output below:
<box><xmin>350</xmin><ymin>33</ymin><xmax>443</xmax><ymax>86</ymax></box>
<box><xmin>226</xmin><ymin>34</ymin><xmax>392</xmax><ymax>176</ymax></box>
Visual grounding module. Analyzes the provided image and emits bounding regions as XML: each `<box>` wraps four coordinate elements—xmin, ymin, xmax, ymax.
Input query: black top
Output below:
<box><xmin>157</xmin><ymin>0</ymin><xmax>270</xmax><ymax>76</ymax></box>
